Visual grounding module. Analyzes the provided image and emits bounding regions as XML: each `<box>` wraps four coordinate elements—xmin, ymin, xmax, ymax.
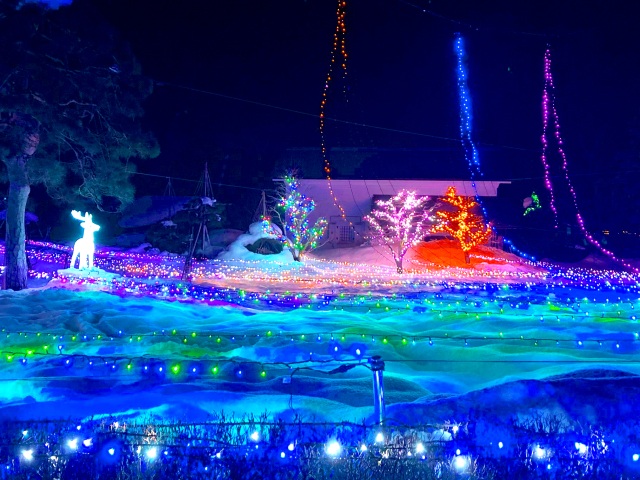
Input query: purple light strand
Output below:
<box><xmin>543</xmin><ymin>48</ymin><xmax>637</xmax><ymax>271</ymax></box>
<box><xmin>541</xmin><ymin>49</ymin><xmax>559</xmax><ymax>227</ymax></box>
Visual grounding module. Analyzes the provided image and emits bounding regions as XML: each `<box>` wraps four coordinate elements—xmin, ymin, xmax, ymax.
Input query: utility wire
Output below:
<box><xmin>155</xmin><ymin>80</ymin><xmax>536</xmax><ymax>152</ymax></box>
<box><xmin>127</xmin><ymin>169</ymin><xmax>274</xmax><ymax>192</ymax></box>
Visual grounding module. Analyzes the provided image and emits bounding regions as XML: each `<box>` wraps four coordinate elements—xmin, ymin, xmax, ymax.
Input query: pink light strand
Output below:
<box><xmin>541</xmin><ymin>49</ymin><xmax>559</xmax><ymax>227</ymax></box>
<box><xmin>543</xmin><ymin>48</ymin><xmax>637</xmax><ymax>272</ymax></box>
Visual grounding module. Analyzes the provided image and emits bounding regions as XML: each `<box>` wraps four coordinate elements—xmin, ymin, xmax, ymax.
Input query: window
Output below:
<box><xmin>339</xmin><ymin>225</ymin><xmax>355</xmax><ymax>243</ymax></box>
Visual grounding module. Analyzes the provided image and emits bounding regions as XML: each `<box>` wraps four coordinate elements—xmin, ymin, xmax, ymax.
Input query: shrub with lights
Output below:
<box><xmin>364</xmin><ymin>190</ymin><xmax>434</xmax><ymax>274</ymax></box>
<box><xmin>431</xmin><ymin>186</ymin><xmax>492</xmax><ymax>264</ymax></box>
<box><xmin>2</xmin><ymin>413</ymin><xmax>637</xmax><ymax>479</ymax></box>
<box><xmin>274</xmin><ymin>176</ymin><xmax>328</xmax><ymax>262</ymax></box>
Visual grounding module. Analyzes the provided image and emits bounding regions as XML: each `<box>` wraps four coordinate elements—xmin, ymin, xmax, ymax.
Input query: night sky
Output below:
<box><xmin>42</xmin><ymin>0</ymin><xmax>640</xmax><ymax>234</ymax></box>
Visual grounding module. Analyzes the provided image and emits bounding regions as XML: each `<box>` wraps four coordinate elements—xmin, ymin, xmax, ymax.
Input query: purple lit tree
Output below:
<box><xmin>364</xmin><ymin>190</ymin><xmax>433</xmax><ymax>273</ymax></box>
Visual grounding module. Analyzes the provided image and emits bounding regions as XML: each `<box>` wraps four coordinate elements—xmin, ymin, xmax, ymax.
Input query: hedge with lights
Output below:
<box><xmin>1</xmin><ymin>413</ymin><xmax>638</xmax><ymax>479</ymax></box>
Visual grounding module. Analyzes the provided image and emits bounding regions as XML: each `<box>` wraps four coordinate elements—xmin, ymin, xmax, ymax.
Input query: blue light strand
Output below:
<box><xmin>454</xmin><ymin>35</ymin><xmax>482</xmax><ymax>179</ymax></box>
<box><xmin>454</xmin><ymin>35</ymin><xmax>535</xmax><ymax>261</ymax></box>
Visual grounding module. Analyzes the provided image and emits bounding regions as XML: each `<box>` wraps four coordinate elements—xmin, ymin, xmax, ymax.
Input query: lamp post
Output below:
<box><xmin>368</xmin><ymin>355</ymin><xmax>385</xmax><ymax>425</ymax></box>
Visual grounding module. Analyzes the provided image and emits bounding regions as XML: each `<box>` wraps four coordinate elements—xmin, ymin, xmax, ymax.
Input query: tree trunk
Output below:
<box><xmin>464</xmin><ymin>251</ymin><xmax>470</xmax><ymax>264</ymax></box>
<box><xmin>395</xmin><ymin>257</ymin><xmax>403</xmax><ymax>274</ymax></box>
<box><xmin>1</xmin><ymin>112</ymin><xmax>39</xmax><ymax>291</ymax></box>
<box><xmin>3</xmin><ymin>179</ymin><xmax>30</xmax><ymax>290</ymax></box>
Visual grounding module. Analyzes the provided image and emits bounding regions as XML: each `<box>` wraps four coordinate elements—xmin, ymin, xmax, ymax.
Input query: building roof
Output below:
<box><xmin>277</xmin><ymin>146</ymin><xmax>512</xmax><ymax>181</ymax></box>
<box><xmin>286</xmin><ymin>178</ymin><xmax>510</xmax><ymax>198</ymax></box>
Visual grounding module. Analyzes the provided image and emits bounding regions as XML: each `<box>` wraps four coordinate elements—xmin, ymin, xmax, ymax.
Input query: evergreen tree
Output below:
<box><xmin>0</xmin><ymin>1</ymin><xmax>159</xmax><ymax>290</ymax></box>
<box><xmin>431</xmin><ymin>186</ymin><xmax>492</xmax><ymax>263</ymax></box>
<box><xmin>274</xmin><ymin>176</ymin><xmax>327</xmax><ymax>262</ymax></box>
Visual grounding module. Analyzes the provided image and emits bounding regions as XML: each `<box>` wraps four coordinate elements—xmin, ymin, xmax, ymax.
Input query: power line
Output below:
<box><xmin>127</xmin><ymin>169</ymin><xmax>273</xmax><ymax>192</ymax></box>
<box><xmin>155</xmin><ymin>80</ymin><xmax>535</xmax><ymax>152</ymax></box>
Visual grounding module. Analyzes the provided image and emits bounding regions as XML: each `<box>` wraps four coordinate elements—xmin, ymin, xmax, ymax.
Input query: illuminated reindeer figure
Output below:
<box><xmin>70</xmin><ymin>210</ymin><xmax>100</xmax><ymax>269</ymax></box>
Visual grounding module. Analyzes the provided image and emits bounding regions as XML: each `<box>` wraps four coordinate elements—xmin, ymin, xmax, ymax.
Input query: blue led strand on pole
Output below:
<box><xmin>453</xmin><ymin>34</ymin><xmax>535</xmax><ymax>261</ymax></box>
<box><xmin>454</xmin><ymin>35</ymin><xmax>481</xmax><ymax>177</ymax></box>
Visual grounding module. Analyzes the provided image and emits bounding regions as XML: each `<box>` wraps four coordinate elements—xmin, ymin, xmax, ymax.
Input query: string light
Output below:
<box><xmin>523</xmin><ymin>192</ymin><xmax>542</xmax><ymax>216</ymax></box>
<box><xmin>318</xmin><ymin>0</ymin><xmax>365</xmax><ymax>239</ymax></box>
<box><xmin>278</xmin><ymin>176</ymin><xmax>329</xmax><ymax>260</ymax></box>
<box><xmin>541</xmin><ymin>47</ymin><xmax>636</xmax><ymax>272</ymax></box>
<box><xmin>0</xmin><ymin>415</ymin><xmax>630</xmax><ymax>477</ymax></box>
<box><xmin>364</xmin><ymin>190</ymin><xmax>434</xmax><ymax>273</ymax></box>
<box><xmin>431</xmin><ymin>186</ymin><xmax>492</xmax><ymax>255</ymax></box>
<box><xmin>454</xmin><ymin>35</ymin><xmax>534</xmax><ymax>260</ymax></box>
<box><xmin>454</xmin><ymin>36</ymin><xmax>481</xmax><ymax>181</ymax></box>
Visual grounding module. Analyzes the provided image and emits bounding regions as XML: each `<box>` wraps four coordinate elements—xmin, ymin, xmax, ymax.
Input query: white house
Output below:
<box><xmin>275</xmin><ymin>178</ymin><xmax>510</xmax><ymax>248</ymax></box>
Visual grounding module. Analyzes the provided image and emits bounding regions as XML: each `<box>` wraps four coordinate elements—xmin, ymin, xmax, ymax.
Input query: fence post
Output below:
<box><xmin>368</xmin><ymin>355</ymin><xmax>385</xmax><ymax>425</ymax></box>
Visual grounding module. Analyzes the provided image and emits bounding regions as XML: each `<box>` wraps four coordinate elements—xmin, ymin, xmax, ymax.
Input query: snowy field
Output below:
<box><xmin>0</xmin><ymin>239</ymin><xmax>639</xmax><ymax>431</ymax></box>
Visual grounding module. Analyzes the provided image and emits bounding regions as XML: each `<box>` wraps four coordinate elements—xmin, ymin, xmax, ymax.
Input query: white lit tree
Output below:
<box><xmin>364</xmin><ymin>190</ymin><xmax>433</xmax><ymax>273</ymax></box>
<box><xmin>274</xmin><ymin>176</ymin><xmax>328</xmax><ymax>262</ymax></box>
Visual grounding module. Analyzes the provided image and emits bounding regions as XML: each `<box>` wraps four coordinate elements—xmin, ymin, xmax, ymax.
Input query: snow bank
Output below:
<box><xmin>217</xmin><ymin>222</ymin><xmax>295</xmax><ymax>263</ymax></box>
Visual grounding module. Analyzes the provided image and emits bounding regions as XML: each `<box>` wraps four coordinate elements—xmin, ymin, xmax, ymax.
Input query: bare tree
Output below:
<box><xmin>365</xmin><ymin>190</ymin><xmax>433</xmax><ymax>273</ymax></box>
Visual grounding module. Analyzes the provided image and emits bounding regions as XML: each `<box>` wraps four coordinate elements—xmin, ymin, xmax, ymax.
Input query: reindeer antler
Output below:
<box><xmin>71</xmin><ymin>210</ymin><xmax>86</xmax><ymax>221</ymax></box>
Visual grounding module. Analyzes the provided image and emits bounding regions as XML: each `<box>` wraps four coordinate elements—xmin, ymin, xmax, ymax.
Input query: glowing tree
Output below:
<box><xmin>0</xmin><ymin>2</ymin><xmax>158</xmax><ymax>290</ymax></box>
<box><xmin>364</xmin><ymin>190</ymin><xmax>433</xmax><ymax>274</ymax></box>
<box><xmin>432</xmin><ymin>186</ymin><xmax>492</xmax><ymax>263</ymax></box>
<box><xmin>275</xmin><ymin>176</ymin><xmax>328</xmax><ymax>262</ymax></box>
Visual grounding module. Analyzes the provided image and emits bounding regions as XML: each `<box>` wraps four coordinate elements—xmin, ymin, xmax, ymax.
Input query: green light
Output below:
<box><xmin>171</xmin><ymin>364</ymin><xmax>180</xmax><ymax>374</ymax></box>
<box><xmin>172</xmin><ymin>329</ymin><xmax>177</xmax><ymax>335</ymax></box>
<box><xmin>401</xmin><ymin>338</ymin><xmax>408</xmax><ymax>345</ymax></box>
<box><xmin>71</xmin><ymin>336</ymin><xmax>77</xmax><ymax>341</ymax></box>
<box><xmin>191</xmin><ymin>332</ymin><xmax>196</xmax><ymax>338</ymax></box>
<box><xmin>260</xmin><ymin>369</ymin><xmax>266</xmax><ymax>378</ymax></box>
<box><xmin>266</xmin><ymin>330</ymin><xmax>272</xmax><ymax>337</ymax></box>
<box><xmin>212</xmin><ymin>365</ymin><xmax>219</xmax><ymax>375</ymax></box>
<box><xmin>382</xmin><ymin>338</ymin><xmax>388</xmax><ymax>344</ymax></box>
<box><xmin>216</xmin><ymin>337</ymin><xmax>221</xmax><ymax>344</ymax></box>
<box><xmin>127</xmin><ymin>363</ymin><xmax>132</xmax><ymax>371</ymax></box>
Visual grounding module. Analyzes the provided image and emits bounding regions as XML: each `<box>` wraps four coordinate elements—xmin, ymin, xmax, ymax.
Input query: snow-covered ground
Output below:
<box><xmin>0</xmin><ymin>238</ymin><xmax>638</xmax><ymax>431</ymax></box>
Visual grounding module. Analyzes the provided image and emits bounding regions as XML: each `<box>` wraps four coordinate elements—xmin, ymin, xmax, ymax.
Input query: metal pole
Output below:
<box><xmin>369</xmin><ymin>355</ymin><xmax>385</xmax><ymax>425</ymax></box>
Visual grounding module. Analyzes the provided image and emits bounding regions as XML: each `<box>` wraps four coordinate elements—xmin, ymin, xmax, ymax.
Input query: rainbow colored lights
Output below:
<box><xmin>278</xmin><ymin>176</ymin><xmax>328</xmax><ymax>260</ymax></box>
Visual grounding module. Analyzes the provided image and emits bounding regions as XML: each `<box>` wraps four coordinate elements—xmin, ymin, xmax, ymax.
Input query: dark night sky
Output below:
<box><xmin>53</xmin><ymin>0</ymin><xmax>640</xmax><ymax>231</ymax></box>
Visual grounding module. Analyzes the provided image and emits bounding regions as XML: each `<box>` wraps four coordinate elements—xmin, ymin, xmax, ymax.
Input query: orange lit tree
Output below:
<box><xmin>431</xmin><ymin>186</ymin><xmax>492</xmax><ymax>263</ymax></box>
<box><xmin>364</xmin><ymin>190</ymin><xmax>433</xmax><ymax>274</ymax></box>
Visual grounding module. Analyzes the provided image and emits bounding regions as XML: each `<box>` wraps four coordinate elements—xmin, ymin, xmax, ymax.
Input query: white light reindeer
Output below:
<box><xmin>70</xmin><ymin>210</ymin><xmax>100</xmax><ymax>269</ymax></box>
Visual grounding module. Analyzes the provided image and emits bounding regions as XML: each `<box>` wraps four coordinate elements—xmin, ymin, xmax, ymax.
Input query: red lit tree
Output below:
<box><xmin>364</xmin><ymin>190</ymin><xmax>433</xmax><ymax>274</ymax></box>
<box><xmin>431</xmin><ymin>186</ymin><xmax>491</xmax><ymax>263</ymax></box>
